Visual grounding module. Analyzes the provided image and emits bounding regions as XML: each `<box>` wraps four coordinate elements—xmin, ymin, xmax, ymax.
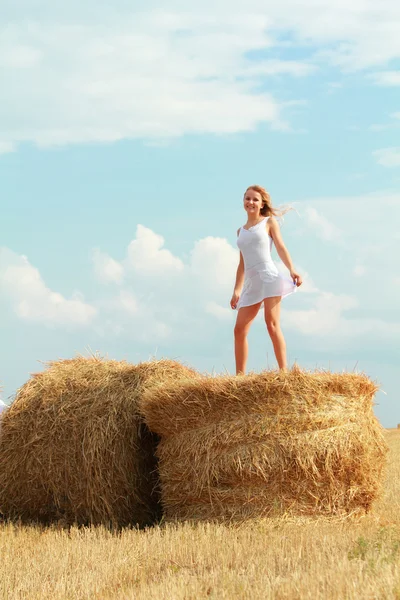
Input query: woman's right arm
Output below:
<box><xmin>234</xmin><ymin>252</ymin><xmax>244</xmax><ymax>294</ymax></box>
<box><xmin>230</xmin><ymin>233</ymin><xmax>244</xmax><ymax>309</ymax></box>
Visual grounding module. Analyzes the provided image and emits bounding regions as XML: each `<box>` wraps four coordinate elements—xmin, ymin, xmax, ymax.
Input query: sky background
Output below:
<box><xmin>1</xmin><ymin>1</ymin><xmax>399</xmax><ymax>427</ymax></box>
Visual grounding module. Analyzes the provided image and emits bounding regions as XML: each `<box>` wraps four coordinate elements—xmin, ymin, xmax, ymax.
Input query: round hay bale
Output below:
<box><xmin>139</xmin><ymin>367</ymin><xmax>388</xmax><ymax>522</ymax></box>
<box><xmin>0</xmin><ymin>356</ymin><xmax>198</xmax><ymax>527</ymax></box>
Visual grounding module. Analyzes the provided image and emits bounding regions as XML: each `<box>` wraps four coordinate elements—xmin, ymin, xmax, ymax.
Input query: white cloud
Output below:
<box><xmin>282</xmin><ymin>291</ymin><xmax>400</xmax><ymax>340</ymax></box>
<box><xmin>90</xmin><ymin>226</ymin><xmax>239</xmax><ymax>306</ymax></box>
<box><xmin>294</xmin><ymin>192</ymin><xmax>400</xmax><ymax>314</ymax></box>
<box><xmin>190</xmin><ymin>236</ymin><xmax>239</xmax><ymax>294</ymax></box>
<box><xmin>0</xmin><ymin>248</ymin><xmax>96</xmax><ymax>327</ymax></box>
<box><xmin>91</xmin><ymin>248</ymin><xmax>124</xmax><ymax>284</ymax></box>
<box><xmin>89</xmin><ymin>228</ymin><xmax>240</xmax><ymax>337</ymax></box>
<box><xmin>95</xmin><ymin>291</ymin><xmax>172</xmax><ymax>342</ymax></box>
<box><xmin>353</xmin><ymin>265</ymin><xmax>367</xmax><ymax>277</ymax></box>
<box><xmin>303</xmin><ymin>207</ymin><xmax>343</xmax><ymax>242</ymax></box>
<box><xmin>2</xmin><ymin>1</ymin><xmax>400</xmax><ymax>149</ymax></box>
<box><xmin>0</xmin><ymin>141</ymin><xmax>16</xmax><ymax>154</ymax></box>
<box><xmin>373</xmin><ymin>147</ymin><xmax>400</xmax><ymax>167</ymax></box>
<box><xmin>369</xmin><ymin>124</ymin><xmax>391</xmax><ymax>132</ymax></box>
<box><xmin>282</xmin><ymin>292</ymin><xmax>358</xmax><ymax>335</ymax></box>
<box><xmin>369</xmin><ymin>71</ymin><xmax>400</xmax><ymax>86</ymax></box>
<box><xmin>326</xmin><ymin>81</ymin><xmax>343</xmax><ymax>94</ymax></box>
<box><xmin>126</xmin><ymin>225</ymin><xmax>184</xmax><ymax>275</ymax></box>
<box><xmin>205</xmin><ymin>301</ymin><xmax>234</xmax><ymax>320</ymax></box>
<box><xmin>0</xmin><ymin>17</ymin><xmax>292</xmax><ymax>149</ymax></box>
<box><xmin>369</xmin><ymin>111</ymin><xmax>400</xmax><ymax>132</ymax></box>
<box><xmin>113</xmin><ymin>290</ymin><xmax>139</xmax><ymax>315</ymax></box>
<box><xmin>244</xmin><ymin>59</ymin><xmax>316</xmax><ymax>77</ymax></box>
<box><xmin>0</xmin><ymin>44</ymin><xmax>42</xmax><ymax>69</ymax></box>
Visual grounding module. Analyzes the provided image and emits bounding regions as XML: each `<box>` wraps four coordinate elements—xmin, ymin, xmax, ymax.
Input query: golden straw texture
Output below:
<box><xmin>140</xmin><ymin>367</ymin><xmax>388</xmax><ymax>522</ymax></box>
<box><xmin>0</xmin><ymin>356</ymin><xmax>198</xmax><ymax>527</ymax></box>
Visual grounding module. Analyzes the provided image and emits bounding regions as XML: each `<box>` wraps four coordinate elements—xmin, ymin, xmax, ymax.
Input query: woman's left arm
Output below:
<box><xmin>268</xmin><ymin>218</ymin><xmax>303</xmax><ymax>287</ymax></box>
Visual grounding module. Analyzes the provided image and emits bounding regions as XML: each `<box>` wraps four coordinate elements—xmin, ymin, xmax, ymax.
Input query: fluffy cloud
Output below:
<box><xmin>0</xmin><ymin>248</ymin><xmax>96</xmax><ymax>327</ymax></box>
<box><xmin>369</xmin><ymin>111</ymin><xmax>400</xmax><ymax>132</ymax></box>
<box><xmin>1</xmin><ymin>1</ymin><xmax>400</xmax><ymax>149</ymax></box>
<box><xmin>112</xmin><ymin>290</ymin><xmax>139</xmax><ymax>315</ymax></box>
<box><xmin>205</xmin><ymin>301</ymin><xmax>233</xmax><ymax>320</ymax></box>
<box><xmin>189</xmin><ymin>236</ymin><xmax>239</xmax><ymax>296</ymax></box>
<box><xmin>353</xmin><ymin>265</ymin><xmax>367</xmax><ymax>277</ymax></box>
<box><xmin>303</xmin><ymin>207</ymin><xmax>343</xmax><ymax>242</ymax></box>
<box><xmin>282</xmin><ymin>291</ymin><xmax>400</xmax><ymax>340</ymax></box>
<box><xmin>126</xmin><ymin>225</ymin><xmax>184</xmax><ymax>275</ymax></box>
<box><xmin>369</xmin><ymin>71</ymin><xmax>400</xmax><ymax>86</ymax></box>
<box><xmin>95</xmin><ymin>289</ymin><xmax>172</xmax><ymax>342</ymax></box>
<box><xmin>282</xmin><ymin>292</ymin><xmax>357</xmax><ymax>335</ymax></box>
<box><xmin>373</xmin><ymin>147</ymin><xmax>400</xmax><ymax>167</ymax></box>
<box><xmin>0</xmin><ymin>142</ymin><xmax>16</xmax><ymax>154</ymax></box>
<box><xmin>293</xmin><ymin>192</ymin><xmax>400</xmax><ymax>315</ymax></box>
<box><xmin>91</xmin><ymin>228</ymin><xmax>238</xmax><ymax>335</ymax></box>
<box><xmin>0</xmin><ymin>17</ymin><xmax>290</xmax><ymax>149</ymax></box>
<box><xmin>91</xmin><ymin>248</ymin><xmax>124</xmax><ymax>284</ymax></box>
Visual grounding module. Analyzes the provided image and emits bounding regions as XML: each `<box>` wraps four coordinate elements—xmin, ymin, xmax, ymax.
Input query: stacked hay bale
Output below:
<box><xmin>0</xmin><ymin>357</ymin><xmax>198</xmax><ymax>527</ymax></box>
<box><xmin>140</xmin><ymin>367</ymin><xmax>388</xmax><ymax>522</ymax></box>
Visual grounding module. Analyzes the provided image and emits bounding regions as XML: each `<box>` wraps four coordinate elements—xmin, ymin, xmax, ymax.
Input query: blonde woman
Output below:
<box><xmin>230</xmin><ymin>185</ymin><xmax>302</xmax><ymax>374</ymax></box>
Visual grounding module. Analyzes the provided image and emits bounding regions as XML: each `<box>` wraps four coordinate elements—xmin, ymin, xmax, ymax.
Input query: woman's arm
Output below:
<box><xmin>268</xmin><ymin>218</ymin><xmax>302</xmax><ymax>286</ymax></box>
<box><xmin>230</xmin><ymin>230</ymin><xmax>245</xmax><ymax>309</ymax></box>
<box><xmin>233</xmin><ymin>251</ymin><xmax>245</xmax><ymax>294</ymax></box>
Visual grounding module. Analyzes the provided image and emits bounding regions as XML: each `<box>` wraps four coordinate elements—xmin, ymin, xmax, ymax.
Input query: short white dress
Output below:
<box><xmin>236</xmin><ymin>216</ymin><xmax>296</xmax><ymax>310</ymax></box>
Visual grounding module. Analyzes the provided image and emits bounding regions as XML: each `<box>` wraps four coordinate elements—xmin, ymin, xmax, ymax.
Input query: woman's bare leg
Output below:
<box><xmin>263</xmin><ymin>297</ymin><xmax>287</xmax><ymax>370</ymax></box>
<box><xmin>234</xmin><ymin>303</ymin><xmax>262</xmax><ymax>375</ymax></box>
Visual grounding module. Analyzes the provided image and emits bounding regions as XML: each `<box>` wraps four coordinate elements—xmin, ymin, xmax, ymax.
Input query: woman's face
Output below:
<box><xmin>243</xmin><ymin>189</ymin><xmax>263</xmax><ymax>217</ymax></box>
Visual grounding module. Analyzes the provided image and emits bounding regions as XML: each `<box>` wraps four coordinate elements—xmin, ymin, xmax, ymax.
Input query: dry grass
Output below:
<box><xmin>0</xmin><ymin>429</ymin><xmax>398</xmax><ymax>599</ymax></box>
<box><xmin>140</xmin><ymin>367</ymin><xmax>388</xmax><ymax>520</ymax></box>
<box><xmin>0</xmin><ymin>357</ymin><xmax>198</xmax><ymax>527</ymax></box>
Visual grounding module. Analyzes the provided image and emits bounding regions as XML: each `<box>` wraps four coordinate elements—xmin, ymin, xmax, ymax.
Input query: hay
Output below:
<box><xmin>0</xmin><ymin>356</ymin><xmax>198</xmax><ymax>527</ymax></box>
<box><xmin>140</xmin><ymin>367</ymin><xmax>388</xmax><ymax>522</ymax></box>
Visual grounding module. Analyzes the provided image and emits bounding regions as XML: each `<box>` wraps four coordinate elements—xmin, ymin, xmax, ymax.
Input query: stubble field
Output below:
<box><xmin>0</xmin><ymin>429</ymin><xmax>399</xmax><ymax>600</ymax></box>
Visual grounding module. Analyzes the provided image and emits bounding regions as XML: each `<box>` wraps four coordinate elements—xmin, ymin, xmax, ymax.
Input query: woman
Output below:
<box><xmin>230</xmin><ymin>185</ymin><xmax>302</xmax><ymax>374</ymax></box>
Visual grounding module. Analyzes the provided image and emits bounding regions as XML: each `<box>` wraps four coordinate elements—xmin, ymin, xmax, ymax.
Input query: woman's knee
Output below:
<box><xmin>266</xmin><ymin>319</ymin><xmax>279</xmax><ymax>337</ymax></box>
<box><xmin>234</xmin><ymin>323</ymin><xmax>249</xmax><ymax>338</ymax></box>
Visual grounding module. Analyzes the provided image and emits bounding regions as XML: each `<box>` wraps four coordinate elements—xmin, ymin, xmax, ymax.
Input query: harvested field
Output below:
<box><xmin>0</xmin><ymin>429</ymin><xmax>398</xmax><ymax>600</ymax></box>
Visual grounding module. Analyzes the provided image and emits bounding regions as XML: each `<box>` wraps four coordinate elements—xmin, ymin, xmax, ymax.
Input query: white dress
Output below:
<box><xmin>236</xmin><ymin>216</ymin><xmax>296</xmax><ymax>310</ymax></box>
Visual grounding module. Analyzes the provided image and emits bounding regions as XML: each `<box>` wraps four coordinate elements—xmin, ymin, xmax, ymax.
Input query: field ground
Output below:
<box><xmin>0</xmin><ymin>430</ymin><xmax>399</xmax><ymax>600</ymax></box>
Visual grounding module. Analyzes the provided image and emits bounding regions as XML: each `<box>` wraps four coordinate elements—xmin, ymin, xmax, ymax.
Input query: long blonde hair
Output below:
<box><xmin>245</xmin><ymin>185</ymin><xmax>293</xmax><ymax>218</ymax></box>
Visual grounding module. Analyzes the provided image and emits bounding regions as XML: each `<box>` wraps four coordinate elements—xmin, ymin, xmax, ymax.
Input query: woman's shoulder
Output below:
<box><xmin>267</xmin><ymin>214</ymin><xmax>279</xmax><ymax>227</ymax></box>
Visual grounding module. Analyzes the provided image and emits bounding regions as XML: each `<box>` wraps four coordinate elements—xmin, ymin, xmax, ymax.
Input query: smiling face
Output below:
<box><xmin>243</xmin><ymin>188</ymin><xmax>264</xmax><ymax>219</ymax></box>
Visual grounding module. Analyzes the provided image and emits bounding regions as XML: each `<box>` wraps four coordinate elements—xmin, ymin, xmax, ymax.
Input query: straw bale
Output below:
<box><xmin>0</xmin><ymin>356</ymin><xmax>198</xmax><ymax>527</ymax></box>
<box><xmin>140</xmin><ymin>367</ymin><xmax>388</xmax><ymax>521</ymax></box>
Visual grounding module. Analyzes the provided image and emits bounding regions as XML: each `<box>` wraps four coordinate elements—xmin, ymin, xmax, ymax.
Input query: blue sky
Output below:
<box><xmin>1</xmin><ymin>1</ymin><xmax>399</xmax><ymax>427</ymax></box>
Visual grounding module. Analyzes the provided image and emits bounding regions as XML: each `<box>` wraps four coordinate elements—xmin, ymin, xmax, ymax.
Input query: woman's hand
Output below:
<box><xmin>290</xmin><ymin>270</ymin><xmax>303</xmax><ymax>287</ymax></box>
<box><xmin>230</xmin><ymin>291</ymin><xmax>240</xmax><ymax>309</ymax></box>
